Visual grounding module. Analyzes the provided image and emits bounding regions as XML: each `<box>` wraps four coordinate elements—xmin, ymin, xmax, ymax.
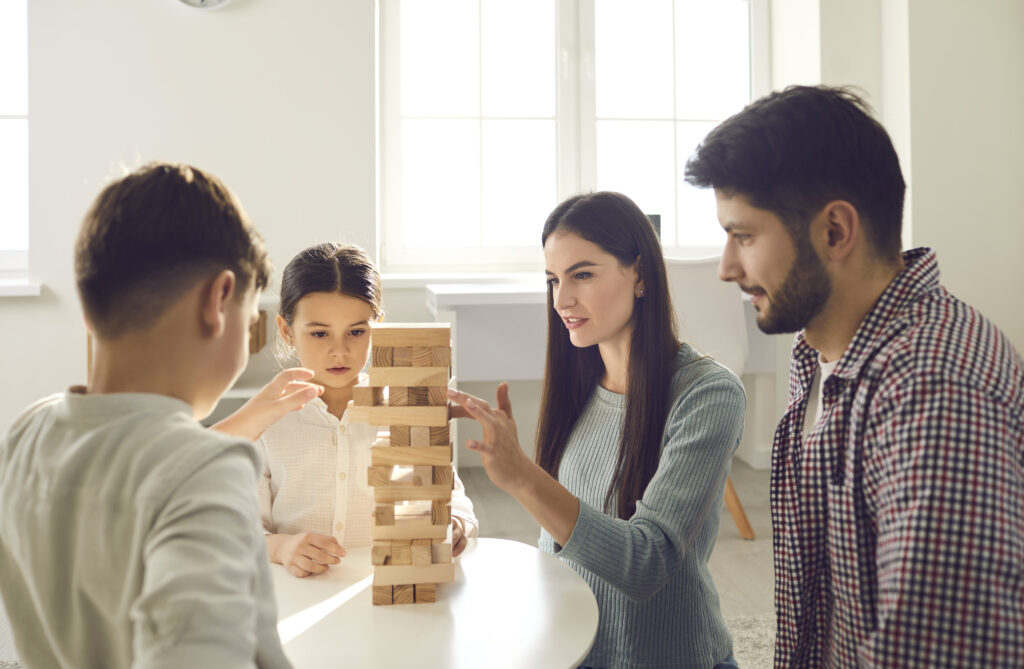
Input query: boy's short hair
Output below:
<box><xmin>75</xmin><ymin>162</ymin><xmax>272</xmax><ymax>339</ymax></box>
<box><xmin>684</xmin><ymin>85</ymin><xmax>906</xmax><ymax>260</ymax></box>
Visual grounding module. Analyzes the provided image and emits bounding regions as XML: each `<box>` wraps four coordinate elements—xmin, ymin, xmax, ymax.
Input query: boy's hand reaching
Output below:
<box><xmin>212</xmin><ymin>368</ymin><xmax>323</xmax><ymax>441</ymax></box>
<box><xmin>267</xmin><ymin>532</ymin><xmax>345</xmax><ymax>578</ymax></box>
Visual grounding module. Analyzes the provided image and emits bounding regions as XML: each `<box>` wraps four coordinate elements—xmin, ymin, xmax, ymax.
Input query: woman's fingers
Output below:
<box><xmin>496</xmin><ymin>381</ymin><xmax>513</xmax><ymax>420</ymax></box>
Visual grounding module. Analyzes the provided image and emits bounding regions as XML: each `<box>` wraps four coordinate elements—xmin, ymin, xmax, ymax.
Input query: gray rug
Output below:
<box><xmin>727</xmin><ymin>613</ymin><xmax>776</xmax><ymax>668</ymax></box>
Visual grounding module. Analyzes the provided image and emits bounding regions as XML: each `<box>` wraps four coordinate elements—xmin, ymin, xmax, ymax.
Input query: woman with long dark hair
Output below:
<box><xmin>448</xmin><ymin>191</ymin><xmax>745</xmax><ymax>668</ymax></box>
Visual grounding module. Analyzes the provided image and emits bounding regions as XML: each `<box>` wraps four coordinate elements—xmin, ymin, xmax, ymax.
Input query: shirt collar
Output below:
<box><xmin>792</xmin><ymin>247</ymin><xmax>939</xmax><ymax>383</ymax></box>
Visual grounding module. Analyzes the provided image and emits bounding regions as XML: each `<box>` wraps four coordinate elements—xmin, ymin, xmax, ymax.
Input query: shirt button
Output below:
<box><xmin>338</xmin><ymin>425</ymin><xmax>346</xmax><ymax>433</ymax></box>
<box><xmin>335</xmin><ymin>522</ymin><xmax>344</xmax><ymax>532</ymax></box>
<box><xmin>338</xmin><ymin>472</ymin><xmax>347</xmax><ymax>482</ymax></box>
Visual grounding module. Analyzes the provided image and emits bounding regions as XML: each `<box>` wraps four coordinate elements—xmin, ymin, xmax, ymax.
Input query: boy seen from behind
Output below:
<box><xmin>0</xmin><ymin>162</ymin><xmax>292</xmax><ymax>668</ymax></box>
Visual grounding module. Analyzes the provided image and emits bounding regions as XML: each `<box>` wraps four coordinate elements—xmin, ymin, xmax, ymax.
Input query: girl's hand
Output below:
<box><xmin>212</xmin><ymin>368</ymin><xmax>323</xmax><ymax>440</ymax></box>
<box><xmin>267</xmin><ymin>532</ymin><xmax>345</xmax><ymax>578</ymax></box>
<box><xmin>447</xmin><ymin>383</ymin><xmax>534</xmax><ymax>495</ymax></box>
<box><xmin>452</xmin><ymin>517</ymin><xmax>468</xmax><ymax>557</ymax></box>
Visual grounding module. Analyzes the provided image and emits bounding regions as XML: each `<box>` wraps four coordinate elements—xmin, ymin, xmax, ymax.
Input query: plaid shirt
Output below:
<box><xmin>771</xmin><ymin>247</ymin><xmax>1024</xmax><ymax>667</ymax></box>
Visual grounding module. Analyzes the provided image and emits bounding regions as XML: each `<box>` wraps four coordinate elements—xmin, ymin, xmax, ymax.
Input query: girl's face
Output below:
<box><xmin>277</xmin><ymin>291</ymin><xmax>377</xmax><ymax>391</ymax></box>
<box><xmin>543</xmin><ymin>230</ymin><xmax>641</xmax><ymax>351</ymax></box>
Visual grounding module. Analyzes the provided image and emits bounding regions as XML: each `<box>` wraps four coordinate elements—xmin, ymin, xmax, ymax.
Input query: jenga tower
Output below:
<box><xmin>347</xmin><ymin>323</ymin><xmax>455</xmax><ymax>605</ymax></box>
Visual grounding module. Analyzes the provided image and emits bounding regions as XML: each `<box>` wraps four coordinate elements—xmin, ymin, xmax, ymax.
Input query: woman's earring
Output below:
<box><xmin>636</xmin><ymin>288</ymin><xmax>644</xmax><ymax>298</ymax></box>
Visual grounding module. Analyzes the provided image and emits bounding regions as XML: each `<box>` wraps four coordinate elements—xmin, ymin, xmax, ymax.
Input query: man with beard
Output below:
<box><xmin>685</xmin><ymin>85</ymin><xmax>1024</xmax><ymax>668</ymax></box>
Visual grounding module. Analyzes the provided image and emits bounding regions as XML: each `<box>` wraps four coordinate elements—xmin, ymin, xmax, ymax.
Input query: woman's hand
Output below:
<box><xmin>212</xmin><ymin>368</ymin><xmax>323</xmax><ymax>440</ymax></box>
<box><xmin>449</xmin><ymin>383</ymin><xmax>581</xmax><ymax>547</ymax></box>
<box><xmin>266</xmin><ymin>532</ymin><xmax>345</xmax><ymax>578</ymax></box>
<box><xmin>447</xmin><ymin>383</ymin><xmax>534</xmax><ymax>495</ymax></box>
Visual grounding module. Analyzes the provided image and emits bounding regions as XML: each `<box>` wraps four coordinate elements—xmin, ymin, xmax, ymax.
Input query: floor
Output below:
<box><xmin>460</xmin><ymin>456</ymin><xmax>775</xmax><ymax>619</ymax></box>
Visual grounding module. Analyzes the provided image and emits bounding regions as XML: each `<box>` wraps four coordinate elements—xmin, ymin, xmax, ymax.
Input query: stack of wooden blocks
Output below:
<box><xmin>346</xmin><ymin>323</ymin><xmax>455</xmax><ymax>605</ymax></box>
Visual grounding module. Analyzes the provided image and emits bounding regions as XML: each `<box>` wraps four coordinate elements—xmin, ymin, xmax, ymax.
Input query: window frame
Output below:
<box><xmin>378</xmin><ymin>0</ymin><xmax>771</xmax><ymax>273</ymax></box>
<box><xmin>0</xmin><ymin>0</ymin><xmax>30</xmax><ymax>278</ymax></box>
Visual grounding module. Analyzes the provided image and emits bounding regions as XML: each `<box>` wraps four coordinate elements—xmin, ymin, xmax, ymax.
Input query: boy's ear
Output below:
<box><xmin>276</xmin><ymin>313</ymin><xmax>294</xmax><ymax>345</ymax></box>
<box><xmin>200</xmin><ymin>270</ymin><xmax>236</xmax><ymax>338</ymax></box>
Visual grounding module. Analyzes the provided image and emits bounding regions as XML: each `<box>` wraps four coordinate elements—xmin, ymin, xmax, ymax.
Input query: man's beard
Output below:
<box><xmin>752</xmin><ymin>240</ymin><xmax>831</xmax><ymax>335</ymax></box>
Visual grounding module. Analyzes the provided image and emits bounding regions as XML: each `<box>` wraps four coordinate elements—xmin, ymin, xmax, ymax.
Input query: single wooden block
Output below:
<box><xmin>352</xmin><ymin>383</ymin><xmax>384</xmax><ymax>407</ymax></box>
<box><xmin>412</xmin><ymin>465</ymin><xmax>433</xmax><ymax>486</ymax></box>
<box><xmin>431</xmin><ymin>537</ymin><xmax>453</xmax><ymax>564</ymax></box>
<box><xmin>368</xmin><ymin>366</ymin><xmax>450</xmax><ymax>388</ymax></box>
<box><xmin>370</xmin><ymin>323</ymin><xmax>451</xmax><ymax>348</ymax></box>
<box><xmin>374</xmin><ymin>484</ymin><xmax>453</xmax><ymax>503</ymax></box>
<box><xmin>409</xmin><ymin>426</ymin><xmax>431</xmax><ymax>447</ymax></box>
<box><xmin>392</xmin><ymin>347</ymin><xmax>412</xmax><ymax>367</ymax></box>
<box><xmin>367</xmin><ymin>465</ymin><xmax>394</xmax><ymax>488</ymax></box>
<box><xmin>375</xmin><ymin>504</ymin><xmax>395</xmax><ymax>526</ymax></box>
<box><xmin>390</xmin><ymin>540</ymin><xmax>412</xmax><ymax>565</ymax></box>
<box><xmin>427</xmin><ymin>386</ymin><xmax>447</xmax><ymax>406</ymax></box>
<box><xmin>390</xmin><ymin>425</ymin><xmax>410</xmax><ymax>447</ymax></box>
<box><xmin>407</xmin><ymin>387</ymin><xmax>429</xmax><ymax>406</ymax></box>
<box><xmin>429</xmin><ymin>424</ymin><xmax>450</xmax><ymax>446</ymax></box>
<box><xmin>347</xmin><ymin>405</ymin><xmax>449</xmax><ymax>427</ymax></box>
<box><xmin>372</xmin><ymin>346</ymin><xmax>393</xmax><ymax>367</ymax></box>
<box><xmin>388</xmin><ymin>386</ymin><xmax>408</xmax><ymax>406</ymax></box>
<box><xmin>432</xmin><ymin>465</ymin><xmax>453</xmax><ymax>488</ymax></box>
<box><xmin>430</xmin><ymin>347</ymin><xmax>451</xmax><ymax>367</ymax></box>
<box><xmin>393</xmin><ymin>583</ymin><xmax>415</xmax><ymax>604</ymax></box>
<box><xmin>414</xmin><ymin>583</ymin><xmax>436</xmax><ymax>603</ymax></box>
<box><xmin>371</xmin><ymin>541</ymin><xmax>391</xmax><ymax>566</ymax></box>
<box><xmin>411</xmin><ymin>539</ymin><xmax>432</xmax><ymax>567</ymax></box>
<box><xmin>371</xmin><ymin>514</ymin><xmax>449</xmax><ymax>541</ymax></box>
<box><xmin>410</xmin><ymin>347</ymin><xmax>434</xmax><ymax>367</ymax></box>
<box><xmin>431</xmin><ymin>500</ymin><xmax>451</xmax><ymax>526</ymax></box>
<box><xmin>371</xmin><ymin>445</ymin><xmax>452</xmax><ymax>467</ymax></box>
<box><xmin>372</xmin><ymin>562</ymin><xmax>455</xmax><ymax>586</ymax></box>
<box><xmin>372</xmin><ymin>585</ymin><xmax>393</xmax><ymax>606</ymax></box>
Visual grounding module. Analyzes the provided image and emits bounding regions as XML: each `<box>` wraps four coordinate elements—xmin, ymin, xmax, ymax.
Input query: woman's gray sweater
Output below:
<box><xmin>539</xmin><ymin>345</ymin><xmax>746</xmax><ymax>668</ymax></box>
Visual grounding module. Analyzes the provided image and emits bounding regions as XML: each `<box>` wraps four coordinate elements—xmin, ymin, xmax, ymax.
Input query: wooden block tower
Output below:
<box><xmin>346</xmin><ymin>323</ymin><xmax>455</xmax><ymax>605</ymax></box>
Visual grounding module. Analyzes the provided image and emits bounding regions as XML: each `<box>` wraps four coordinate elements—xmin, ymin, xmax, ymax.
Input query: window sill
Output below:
<box><xmin>382</xmin><ymin>271</ymin><xmax>545</xmax><ymax>290</ymax></box>
<box><xmin>0</xmin><ymin>278</ymin><xmax>43</xmax><ymax>297</ymax></box>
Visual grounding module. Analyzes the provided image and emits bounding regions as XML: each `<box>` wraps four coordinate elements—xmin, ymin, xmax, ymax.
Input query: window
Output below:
<box><xmin>0</xmin><ymin>0</ymin><xmax>29</xmax><ymax>276</ymax></box>
<box><xmin>380</xmin><ymin>0</ymin><xmax>768</xmax><ymax>272</ymax></box>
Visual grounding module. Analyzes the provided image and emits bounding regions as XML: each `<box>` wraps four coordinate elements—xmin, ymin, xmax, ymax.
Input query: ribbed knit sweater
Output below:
<box><xmin>539</xmin><ymin>345</ymin><xmax>746</xmax><ymax>669</ymax></box>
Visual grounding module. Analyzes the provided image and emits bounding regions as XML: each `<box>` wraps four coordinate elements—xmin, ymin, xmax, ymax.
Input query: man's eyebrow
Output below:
<box><xmin>545</xmin><ymin>260</ymin><xmax>599</xmax><ymax>276</ymax></box>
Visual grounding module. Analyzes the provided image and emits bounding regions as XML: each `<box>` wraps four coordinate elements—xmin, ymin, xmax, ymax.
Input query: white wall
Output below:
<box><xmin>0</xmin><ymin>0</ymin><xmax>376</xmax><ymax>429</ymax></box>
<box><xmin>2</xmin><ymin>0</ymin><xmax>1023</xmax><ymax>460</ymax></box>
<box><xmin>905</xmin><ymin>0</ymin><xmax>1024</xmax><ymax>348</ymax></box>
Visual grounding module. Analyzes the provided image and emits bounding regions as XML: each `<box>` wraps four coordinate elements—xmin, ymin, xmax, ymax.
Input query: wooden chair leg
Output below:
<box><xmin>723</xmin><ymin>476</ymin><xmax>755</xmax><ymax>540</ymax></box>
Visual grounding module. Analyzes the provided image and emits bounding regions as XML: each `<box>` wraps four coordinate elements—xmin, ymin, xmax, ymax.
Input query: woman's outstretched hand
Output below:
<box><xmin>447</xmin><ymin>383</ymin><xmax>534</xmax><ymax>495</ymax></box>
<box><xmin>212</xmin><ymin>368</ymin><xmax>323</xmax><ymax>440</ymax></box>
<box><xmin>447</xmin><ymin>382</ymin><xmax>581</xmax><ymax>547</ymax></box>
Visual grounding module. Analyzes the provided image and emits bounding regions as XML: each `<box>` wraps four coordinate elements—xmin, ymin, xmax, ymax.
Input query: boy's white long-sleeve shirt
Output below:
<box><xmin>258</xmin><ymin>397</ymin><xmax>477</xmax><ymax>547</ymax></box>
<box><xmin>0</xmin><ymin>389</ymin><xmax>290</xmax><ymax>669</ymax></box>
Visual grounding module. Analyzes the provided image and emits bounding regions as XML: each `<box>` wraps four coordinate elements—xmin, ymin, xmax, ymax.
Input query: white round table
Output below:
<box><xmin>273</xmin><ymin>538</ymin><xmax>599</xmax><ymax>669</ymax></box>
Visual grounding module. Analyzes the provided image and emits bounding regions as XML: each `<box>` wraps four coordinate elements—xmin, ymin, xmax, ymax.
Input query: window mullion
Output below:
<box><xmin>577</xmin><ymin>0</ymin><xmax>597</xmax><ymax>191</ymax></box>
<box><xmin>380</xmin><ymin>0</ymin><xmax>403</xmax><ymax>269</ymax></box>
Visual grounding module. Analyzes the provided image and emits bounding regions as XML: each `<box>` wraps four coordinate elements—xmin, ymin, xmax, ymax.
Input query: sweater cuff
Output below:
<box><xmin>552</xmin><ymin>498</ymin><xmax>600</xmax><ymax>560</ymax></box>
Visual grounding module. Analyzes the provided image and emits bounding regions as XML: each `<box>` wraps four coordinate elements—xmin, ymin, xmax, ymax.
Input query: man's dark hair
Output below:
<box><xmin>684</xmin><ymin>85</ymin><xmax>906</xmax><ymax>259</ymax></box>
<box><xmin>75</xmin><ymin>162</ymin><xmax>272</xmax><ymax>339</ymax></box>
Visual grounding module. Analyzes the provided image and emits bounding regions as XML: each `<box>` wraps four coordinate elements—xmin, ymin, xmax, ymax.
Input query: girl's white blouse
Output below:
<box><xmin>257</xmin><ymin>396</ymin><xmax>477</xmax><ymax>548</ymax></box>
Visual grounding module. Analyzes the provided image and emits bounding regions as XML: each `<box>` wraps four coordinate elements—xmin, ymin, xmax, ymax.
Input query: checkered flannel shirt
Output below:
<box><xmin>771</xmin><ymin>247</ymin><xmax>1024</xmax><ymax>667</ymax></box>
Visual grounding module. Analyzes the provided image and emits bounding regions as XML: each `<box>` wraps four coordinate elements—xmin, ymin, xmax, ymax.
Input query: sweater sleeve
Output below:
<box><xmin>554</xmin><ymin>370</ymin><xmax>745</xmax><ymax>601</ymax></box>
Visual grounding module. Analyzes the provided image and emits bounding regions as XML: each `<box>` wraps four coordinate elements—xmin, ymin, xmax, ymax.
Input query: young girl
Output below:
<box><xmin>448</xmin><ymin>192</ymin><xmax>744</xmax><ymax>668</ymax></box>
<box><xmin>259</xmin><ymin>242</ymin><xmax>477</xmax><ymax>578</ymax></box>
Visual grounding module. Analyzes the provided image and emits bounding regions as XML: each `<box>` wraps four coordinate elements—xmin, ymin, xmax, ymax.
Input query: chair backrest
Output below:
<box><xmin>664</xmin><ymin>255</ymin><xmax>748</xmax><ymax>376</ymax></box>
